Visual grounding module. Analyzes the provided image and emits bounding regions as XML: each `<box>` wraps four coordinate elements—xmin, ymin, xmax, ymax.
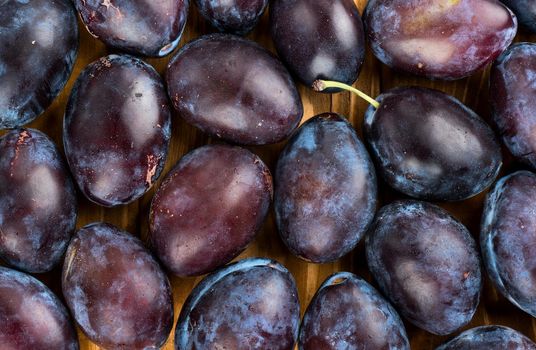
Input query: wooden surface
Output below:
<box><xmin>2</xmin><ymin>1</ymin><xmax>536</xmax><ymax>349</ymax></box>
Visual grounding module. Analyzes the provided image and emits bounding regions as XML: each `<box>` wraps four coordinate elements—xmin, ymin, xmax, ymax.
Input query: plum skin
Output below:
<box><xmin>194</xmin><ymin>0</ymin><xmax>268</xmax><ymax>35</ymax></box>
<box><xmin>166</xmin><ymin>33</ymin><xmax>303</xmax><ymax>145</ymax></box>
<box><xmin>364</xmin><ymin>86</ymin><xmax>502</xmax><ymax>201</ymax></box>
<box><xmin>0</xmin><ymin>266</ymin><xmax>79</xmax><ymax>350</ymax></box>
<box><xmin>64</xmin><ymin>54</ymin><xmax>172</xmax><ymax>207</ymax></box>
<box><xmin>0</xmin><ymin>0</ymin><xmax>78</xmax><ymax>129</ymax></box>
<box><xmin>490</xmin><ymin>43</ymin><xmax>536</xmax><ymax>169</ymax></box>
<box><xmin>436</xmin><ymin>325</ymin><xmax>536</xmax><ymax>349</ymax></box>
<box><xmin>480</xmin><ymin>171</ymin><xmax>536</xmax><ymax>317</ymax></box>
<box><xmin>299</xmin><ymin>272</ymin><xmax>410</xmax><ymax>350</ymax></box>
<box><xmin>62</xmin><ymin>223</ymin><xmax>174</xmax><ymax>350</ymax></box>
<box><xmin>500</xmin><ymin>0</ymin><xmax>536</xmax><ymax>33</ymax></box>
<box><xmin>270</xmin><ymin>0</ymin><xmax>366</xmax><ymax>89</ymax></box>
<box><xmin>0</xmin><ymin>128</ymin><xmax>77</xmax><ymax>273</ymax></box>
<box><xmin>175</xmin><ymin>257</ymin><xmax>300</xmax><ymax>350</ymax></box>
<box><xmin>366</xmin><ymin>200</ymin><xmax>482</xmax><ymax>335</ymax></box>
<box><xmin>275</xmin><ymin>113</ymin><xmax>377</xmax><ymax>263</ymax></box>
<box><xmin>150</xmin><ymin>144</ymin><xmax>272</xmax><ymax>276</ymax></box>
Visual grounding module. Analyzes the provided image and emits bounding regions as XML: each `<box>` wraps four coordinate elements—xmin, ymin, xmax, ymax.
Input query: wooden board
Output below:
<box><xmin>2</xmin><ymin>1</ymin><xmax>536</xmax><ymax>349</ymax></box>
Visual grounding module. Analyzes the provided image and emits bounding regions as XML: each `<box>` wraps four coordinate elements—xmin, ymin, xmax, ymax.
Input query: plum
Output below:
<box><xmin>149</xmin><ymin>144</ymin><xmax>272</xmax><ymax>276</ymax></box>
<box><xmin>436</xmin><ymin>325</ymin><xmax>536</xmax><ymax>349</ymax></box>
<box><xmin>270</xmin><ymin>0</ymin><xmax>366</xmax><ymax>89</ymax></box>
<box><xmin>501</xmin><ymin>1</ymin><xmax>536</xmax><ymax>33</ymax></box>
<box><xmin>490</xmin><ymin>43</ymin><xmax>536</xmax><ymax>169</ymax></box>
<box><xmin>274</xmin><ymin>113</ymin><xmax>377</xmax><ymax>263</ymax></box>
<box><xmin>74</xmin><ymin>0</ymin><xmax>189</xmax><ymax>57</ymax></box>
<box><xmin>175</xmin><ymin>257</ymin><xmax>300</xmax><ymax>350</ymax></box>
<box><xmin>166</xmin><ymin>33</ymin><xmax>303</xmax><ymax>145</ymax></box>
<box><xmin>0</xmin><ymin>0</ymin><xmax>78</xmax><ymax>129</ymax></box>
<box><xmin>481</xmin><ymin>171</ymin><xmax>536</xmax><ymax>317</ymax></box>
<box><xmin>0</xmin><ymin>128</ymin><xmax>77</xmax><ymax>273</ymax></box>
<box><xmin>0</xmin><ymin>266</ymin><xmax>78</xmax><ymax>350</ymax></box>
<box><xmin>366</xmin><ymin>200</ymin><xmax>482</xmax><ymax>335</ymax></box>
<box><xmin>194</xmin><ymin>0</ymin><xmax>268</xmax><ymax>35</ymax></box>
<box><xmin>364</xmin><ymin>0</ymin><xmax>517</xmax><ymax>79</ymax></box>
<box><xmin>64</xmin><ymin>54</ymin><xmax>171</xmax><ymax>207</ymax></box>
<box><xmin>62</xmin><ymin>223</ymin><xmax>174</xmax><ymax>350</ymax></box>
<box><xmin>299</xmin><ymin>272</ymin><xmax>410</xmax><ymax>350</ymax></box>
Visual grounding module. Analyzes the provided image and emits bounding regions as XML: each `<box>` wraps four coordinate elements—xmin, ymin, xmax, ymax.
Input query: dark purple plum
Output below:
<box><xmin>299</xmin><ymin>272</ymin><xmax>409</xmax><ymax>350</ymax></box>
<box><xmin>436</xmin><ymin>325</ymin><xmax>536</xmax><ymax>350</ymax></box>
<box><xmin>0</xmin><ymin>129</ymin><xmax>77</xmax><ymax>273</ymax></box>
<box><xmin>275</xmin><ymin>113</ymin><xmax>377</xmax><ymax>263</ymax></box>
<box><xmin>481</xmin><ymin>171</ymin><xmax>536</xmax><ymax>317</ymax></box>
<box><xmin>364</xmin><ymin>86</ymin><xmax>502</xmax><ymax>201</ymax></box>
<box><xmin>364</xmin><ymin>0</ymin><xmax>517</xmax><ymax>80</ymax></box>
<box><xmin>175</xmin><ymin>257</ymin><xmax>300</xmax><ymax>350</ymax></box>
<box><xmin>270</xmin><ymin>0</ymin><xmax>366</xmax><ymax>89</ymax></box>
<box><xmin>166</xmin><ymin>34</ymin><xmax>303</xmax><ymax>145</ymax></box>
<box><xmin>194</xmin><ymin>0</ymin><xmax>268</xmax><ymax>35</ymax></box>
<box><xmin>366</xmin><ymin>200</ymin><xmax>482</xmax><ymax>335</ymax></box>
<box><xmin>490</xmin><ymin>43</ymin><xmax>536</xmax><ymax>169</ymax></box>
<box><xmin>74</xmin><ymin>0</ymin><xmax>188</xmax><ymax>57</ymax></box>
<box><xmin>0</xmin><ymin>266</ymin><xmax>78</xmax><ymax>350</ymax></box>
<box><xmin>0</xmin><ymin>0</ymin><xmax>78</xmax><ymax>129</ymax></box>
<box><xmin>501</xmin><ymin>1</ymin><xmax>536</xmax><ymax>33</ymax></box>
<box><xmin>62</xmin><ymin>223</ymin><xmax>173</xmax><ymax>350</ymax></box>
<box><xmin>149</xmin><ymin>144</ymin><xmax>272</xmax><ymax>276</ymax></box>
<box><xmin>64</xmin><ymin>54</ymin><xmax>171</xmax><ymax>207</ymax></box>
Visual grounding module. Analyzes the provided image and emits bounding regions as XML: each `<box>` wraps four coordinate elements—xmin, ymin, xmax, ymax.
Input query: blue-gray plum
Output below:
<box><xmin>500</xmin><ymin>1</ymin><xmax>536</xmax><ymax>33</ymax></box>
<box><xmin>366</xmin><ymin>200</ymin><xmax>482</xmax><ymax>335</ymax></box>
<box><xmin>194</xmin><ymin>0</ymin><xmax>268</xmax><ymax>35</ymax></box>
<box><xmin>275</xmin><ymin>113</ymin><xmax>377</xmax><ymax>263</ymax></box>
<box><xmin>436</xmin><ymin>325</ymin><xmax>536</xmax><ymax>349</ymax></box>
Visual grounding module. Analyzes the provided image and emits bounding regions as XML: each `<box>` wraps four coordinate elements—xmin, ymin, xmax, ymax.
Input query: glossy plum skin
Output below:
<box><xmin>364</xmin><ymin>0</ymin><xmax>517</xmax><ymax>80</ymax></box>
<box><xmin>275</xmin><ymin>114</ymin><xmax>377</xmax><ymax>263</ymax></box>
<box><xmin>299</xmin><ymin>272</ymin><xmax>410</xmax><ymax>350</ymax></box>
<box><xmin>481</xmin><ymin>171</ymin><xmax>536</xmax><ymax>317</ymax></box>
<box><xmin>0</xmin><ymin>267</ymin><xmax>79</xmax><ymax>350</ymax></box>
<box><xmin>364</xmin><ymin>87</ymin><xmax>502</xmax><ymax>201</ymax></box>
<box><xmin>501</xmin><ymin>1</ymin><xmax>536</xmax><ymax>33</ymax></box>
<box><xmin>0</xmin><ymin>0</ymin><xmax>78</xmax><ymax>129</ymax></box>
<box><xmin>64</xmin><ymin>55</ymin><xmax>171</xmax><ymax>207</ymax></box>
<box><xmin>62</xmin><ymin>223</ymin><xmax>174</xmax><ymax>350</ymax></box>
<box><xmin>167</xmin><ymin>34</ymin><xmax>303</xmax><ymax>145</ymax></box>
<box><xmin>366</xmin><ymin>201</ymin><xmax>482</xmax><ymax>335</ymax></box>
<box><xmin>270</xmin><ymin>0</ymin><xmax>366</xmax><ymax>89</ymax></box>
<box><xmin>436</xmin><ymin>325</ymin><xmax>536</xmax><ymax>350</ymax></box>
<box><xmin>490</xmin><ymin>43</ymin><xmax>536</xmax><ymax>169</ymax></box>
<box><xmin>150</xmin><ymin>144</ymin><xmax>272</xmax><ymax>276</ymax></box>
<box><xmin>0</xmin><ymin>129</ymin><xmax>77</xmax><ymax>273</ymax></box>
<box><xmin>74</xmin><ymin>0</ymin><xmax>188</xmax><ymax>57</ymax></box>
<box><xmin>175</xmin><ymin>257</ymin><xmax>300</xmax><ymax>350</ymax></box>
<box><xmin>194</xmin><ymin>0</ymin><xmax>268</xmax><ymax>35</ymax></box>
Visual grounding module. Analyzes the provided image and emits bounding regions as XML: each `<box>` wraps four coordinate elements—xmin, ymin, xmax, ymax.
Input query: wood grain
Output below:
<box><xmin>1</xmin><ymin>1</ymin><xmax>536</xmax><ymax>349</ymax></box>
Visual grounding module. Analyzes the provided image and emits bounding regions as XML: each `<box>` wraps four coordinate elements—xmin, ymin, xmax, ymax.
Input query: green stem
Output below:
<box><xmin>312</xmin><ymin>80</ymin><xmax>380</xmax><ymax>109</ymax></box>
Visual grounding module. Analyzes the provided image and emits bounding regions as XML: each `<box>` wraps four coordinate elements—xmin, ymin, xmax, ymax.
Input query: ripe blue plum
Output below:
<box><xmin>0</xmin><ymin>0</ymin><xmax>78</xmax><ymax>129</ymax></box>
<box><xmin>481</xmin><ymin>171</ymin><xmax>536</xmax><ymax>317</ymax></box>
<box><xmin>366</xmin><ymin>200</ymin><xmax>482</xmax><ymax>335</ymax></box>
<box><xmin>436</xmin><ymin>325</ymin><xmax>536</xmax><ymax>349</ymax></box>
<box><xmin>74</xmin><ymin>0</ymin><xmax>189</xmax><ymax>57</ymax></box>
<box><xmin>0</xmin><ymin>267</ymin><xmax>79</xmax><ymax>350</ymax></box>
<box><xmin>490</xmin><ymin>43</ymin><xmax>536</xmax><ymax>169</ymax></box>
<box><xmin>501</xmin><ymin>1</ymin><xmax>536</xmax><ymax>33</ymax></box>
<box><xmin>64</xmin><ymin>55</ymin><xmax>171</xmax><ymax>207</ymax></box>
<box><xmin>150</xmin><ymin>144</ymin><xmax>272</xmax><ymax>276</ymax></box>
<box><xmin>364</xmin><ymin>86</ymin><xmax>502</xmax><ymax>201</ymax></box>
<box><xmin>275</xmin><ymin>113</ymin><xmax>377</xmax><ymax>263</ymax></box>
<box><xmin>364</xmin><ymin>0</ymin><xmax>517</xmax><ymax>79</ymax></box>
<box><xmin>194</xmin><ymin>0</ymin><xmax>268</xmax><ymax>35</ymax></box>
<box><xmin>175</xmin><ymin>257</ymin><xmax>300</xmax><ymax>350</ymax></box>
<box><xmin>62</xmin><ymin>223</ymin><xmax>174</xmax><ymax>350</ymax></box>
<box><xmin>270</xmin><ymin>0</ymin><xmax>366</xmax><ymax>89</ymax></box>
<box><xmin>0</xmin><ymin>128</ymin><xmax>77</xmax><ymax>273</ymax></box>
<box><xmin>166</xmin><ymin>34</ymin><xmax>303</xmax><ymax>145</ymax></box>
<box><xmin>299</xmin><ymin>272</ymin><xmax>410</xmax><ymax>350</ymax></box>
